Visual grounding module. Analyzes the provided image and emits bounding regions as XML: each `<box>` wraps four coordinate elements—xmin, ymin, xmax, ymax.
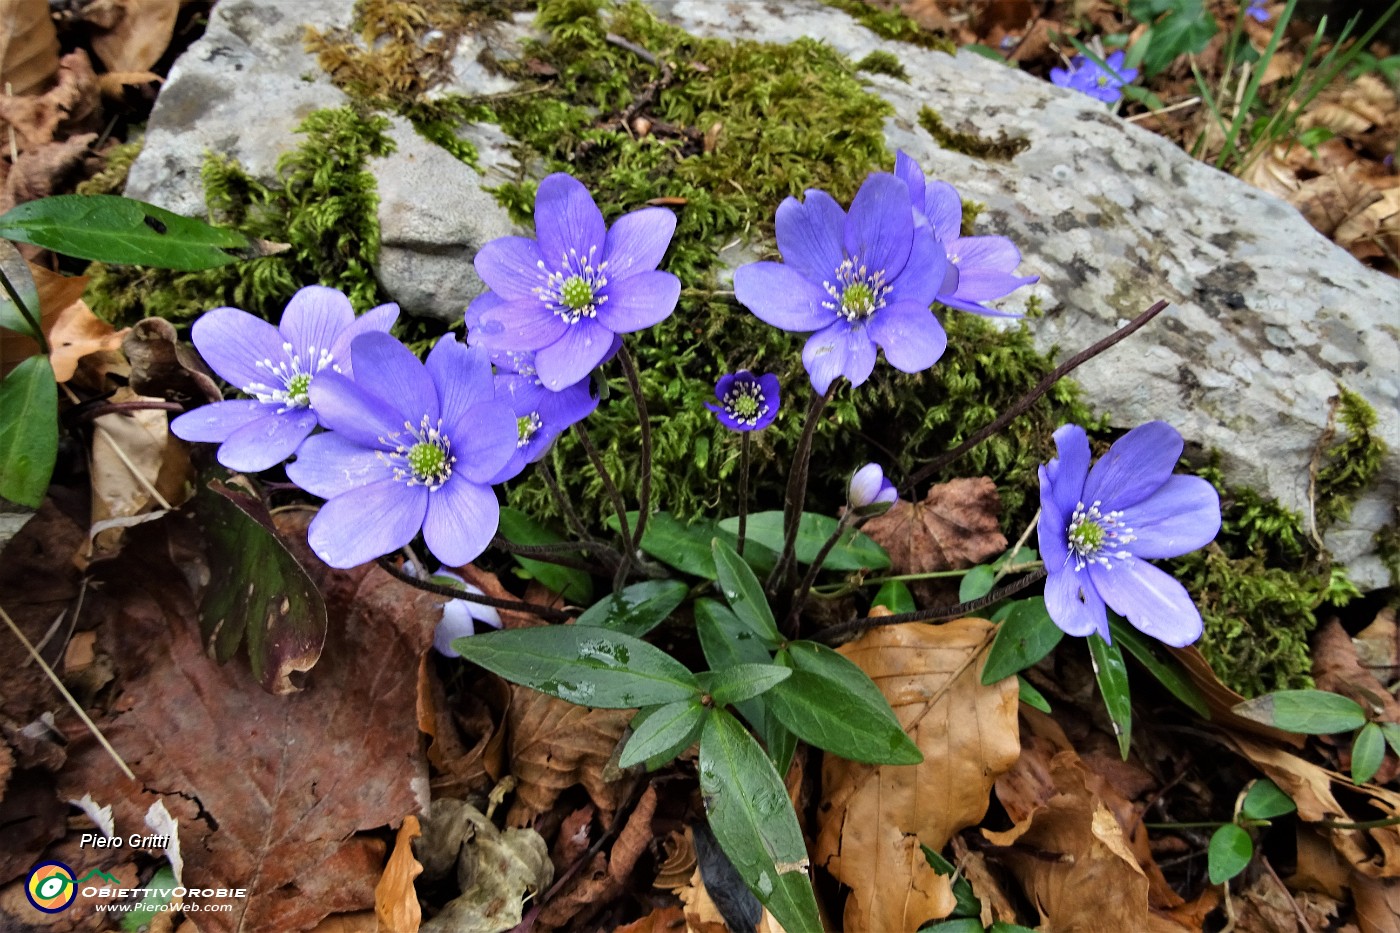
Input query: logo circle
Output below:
<box><xmin>26</xmin><ymin>861</ymin><xmax>76</xmax><ymax>913</ymax></box>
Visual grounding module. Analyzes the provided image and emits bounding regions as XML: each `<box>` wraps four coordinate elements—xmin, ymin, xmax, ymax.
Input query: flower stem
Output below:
<box><xmin>786</xmin><ymin>511</ymin><xmax>858</xmax><ymax>635</ymax></box>
<box><xmin>574</xmin><ymin>422</ymin><xmax>635</xmax><ymax>580</ymax></box>
<box><xmin>375</xmin><ymin>556</ymin><xmax>571</xmax><ymax>622</ymax></box>
<box><xmin>0</xmin><ymin>265</ymin><xmax>48</xmax><ymax>355</ymax></box>
<box><xmin>816</xmin><ymin>568</ymin><xmax>1048</xmax><ymax>646</ymax></box>
<box><xmin>538</xmin><ymin>459</ymin><xmax>593</xmax><ymax>543</ymax></box>
<box><xmin>767</xmin><ymin>385</ymin><xmax>834</xmax><ymax>594</ymax></box>
<box><xmin>488</xmin><ymin>536</ymin><xmax>608</xmax><ymax>574</ymax></box>
<box><xmin>737</xmin><ymin>431</ymin><xmax>751</xmax><ymax>556</ymax></box>
<box><xmin>616</xmin><ymin>345</ymin><xmax>653</xmax><ymax>546</ymax></box>
<box><xmin>906</xmin><ymin>299</ymin><xmax>1170</xmax><ymax>491</ymax></box>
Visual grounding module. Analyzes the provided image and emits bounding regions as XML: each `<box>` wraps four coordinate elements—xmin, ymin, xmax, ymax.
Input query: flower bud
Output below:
<box><xmin>849</xmin><ymin>463</ymin><xmax>898</xmax><ymax>511</ymax></box>
<box><xmin>430</xmin><ymin>570</ymin><xmax>502</xmax><ymax>657</ymax></box>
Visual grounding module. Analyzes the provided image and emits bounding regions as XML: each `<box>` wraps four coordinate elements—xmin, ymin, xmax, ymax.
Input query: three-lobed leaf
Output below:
<box><xmin>718</xmin><ymin>510</ymin><xmax>890</xmax><ymax>570</ymax></box>
<box><xmin>1088</xmin><ymin>634</ymin><xmax>1133</xmax><ymax>759</ymax></box>
<box><xmin>575</xmin><ymin>579</ymin><xmax>689</xmax><ymax>637</ymax></box>
<box><xmin>1207</xmin><ymin>823</ymin><xmax>1253</xmax><ymax>884</ymax></box>
<box><xmin>454</xmin><ymin>625</ymin><xmax>699</xmax><ymax>709</ymax></box>
<box><xmin>1232</xmin><ymin>689</ymin><xmax>1367</xmax><ymax>735</ymax></box>
<box><xmin>0</xmin><ymin>355</ymin><xmax>58</xmax><ymax>507</ymax></box>
<box><xmin>620</xmin><ymin>701</ymin><xmax>707</xmax><ymax>769</ymax></box>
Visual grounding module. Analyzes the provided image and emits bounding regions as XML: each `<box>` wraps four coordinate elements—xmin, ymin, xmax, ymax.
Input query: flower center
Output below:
<box><xmin>822</xmin><ymin>258</ymin><xmax>891</xmax><ymax>323</ymax></box>
<box><xmin>537</xmin><ymin>246</ymin><xmax>610</xmax><ymax>325</ymax></box>
<box><xmin>1066</xmin><ymin>500</ymin><xmax>1137</xmax><ymax>571</ymax></box>
<box><xmin>381</xmin><ymin>416</ymin><xmax>455</xmax><ymax>490</ymax></box>
<box><xmin>517</xmin><ymin>412</ymin><xmax>543</xmax><ymax>449</ymax></box>
<box><xmin>243</xmin><ymin>342</ymin><xmax>337</xmax><ymax>412</ymax></box>
<box><xmin>722</xmin><ymin>381</ymin><xmax>769</xmax><ymax>428</ymax></box>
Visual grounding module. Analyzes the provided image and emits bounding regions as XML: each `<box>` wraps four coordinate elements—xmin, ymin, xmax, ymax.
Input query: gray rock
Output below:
<box><xmin>653</xmin><ymin>0</ymin><xmax>1400</xmax><ymax>589</ymax></box>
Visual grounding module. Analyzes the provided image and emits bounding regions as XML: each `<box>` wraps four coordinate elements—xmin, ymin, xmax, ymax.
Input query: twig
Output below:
<box><xmin>77</xmin><ymin>400</ymin><xmax>183</xmax><ymax>421</ymax></box>
<box><xmin>817</xmin><ymin>569</ymin><xmax>1048</xmax><ymax>646</ymax></box>
<box><xmin>1261</xmin><ymin>855</ymin><xmax>1314</xmax><ymax>933</ymax></box>
<box><xmin>574</xmin><ymin>422</ymin><xmax>635</xmax><ymax>574</ymax></box>
<box><xmin>374</xmin><ymin>557</ymin><xmax>571</xmax><ymax>622</ymax></box>
<box><xmin>605</xmin><ymin>32</ymin><xmax>658</xmax><ymax>66</ymax></box>
<box><xmin>992</xmin><ymin>508</ymin><xmax>1041</xmax><ymax>586</ymax></box>
<box><xmin>94</xmin><ymin>422</ymin><xmax>174</xmax><ymax>511</ymax></box>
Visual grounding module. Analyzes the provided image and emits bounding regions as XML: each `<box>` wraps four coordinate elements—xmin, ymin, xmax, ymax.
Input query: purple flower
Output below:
<box><xmin>489</xmin><ymin>350</ymin><xmax>599</xmax><ymax>483</ymax></box>
<box><xmin>1246</xmin><ymin>0</ymin><xmax>1270</xmax><ymax>23</ymax></box>
<box><xmin>734</xmin><ymin>173</ymin><xmax>949</xmax><ymax>394</ymax></box>
<box><xmin>849</xmin><ymin>463</ymin><xmax>898</xmax><ymax>510</ymax></box>
<box><xmin>706</xmin><ymin>370</ymin><xmax>780</xmax><ymax>431</ymax></box>
<box><xmin>1037</xmin><ymin>422</ymin><xmax>1221</xmax><ymax>647</ymax></box>
<box><xmin>429</xmin><ymin>570</ymin><xmax>501</xmax><ymax>657</ymax></box>
<box><xmin>893</xmin><ymin>152</ymin><xmax>1038</xmax><ymax>318</ymax></box>
<box><xmin>465</xmin><ymin>173</ymin><xmax>681</xmax><ymax>391</ymax></box>
<box><xmin>286</xmin><ymin>333</ymin><xmax>517</xmax><ymax>569</ymax></box>
<box><xmin>1049</xmin><ymin>50</ymin><xmax>1139</xmax><ymax>104</ymax></box>
<box><xmin>170</xmin><ymin>286</ymin><xmax>398</xmax><ymax>471</ymax></box>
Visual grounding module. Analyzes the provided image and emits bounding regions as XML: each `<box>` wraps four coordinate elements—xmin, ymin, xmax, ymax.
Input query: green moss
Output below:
<box><xmin>1313</xmin><ymin>388</ymin><xmax>1386</xmax><ymax>527</ymax></box>
<box><xmin>1377</xmin><ymin>523</ymin><xmax>1400</xmax><ymax>589</ymax></box>
<box><xmin>76</xmin><ymin>139</ymin><xmax>143</xmax><ymax>196</ymax></box>
<box><xmin>822</xmin><ymin>0</ymin><xmax>957</xmax><ymax>53</ymax></box>
<box><xmin>854</xmin><ymin>50</ymin><xmax>909</xmax><ymax>81</ymax></box>
<box><xmin>86</xmin><ymin>107</ymin><xmax>394</xmax><ymax>329</ymax></box>
<box><xmin>919</xmin><ymin>106</ymin><xmax>1030</xmax><ymax>161</ymax></box>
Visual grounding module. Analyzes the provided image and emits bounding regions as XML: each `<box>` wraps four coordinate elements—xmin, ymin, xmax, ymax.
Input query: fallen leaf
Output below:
<box><xmin>1165</xmin><ymin>645</ymin><xmax>1304</xmax><ymax>746</ymax></box>
<box><xmin>505</xmin><ymin>687</ymin><xmax>634</xmax><ymax>826</ymax></box>
<box><xmin>1352</xmin><ymin>871</ymin><xmax>1400</xmax><ymax>933</ymax></box>
<box><xmin>653</xmin><ymin>827</ymin><xmax>697</xmax><ymax>891</ymax></box>
<box><xmin>538</xmin><ymin>783</ymin><xmax>658</xmax><ymax>928</ymax></box>
<box><xmin>418</xmin><ymin>651</ymin><xmax>508</xmax><ymax>798</ymax></box>
<box><xmin>615</xmin><ymin>904</ymin><xmax>686</xmax><ymax>933</ymax></box>
<box><xmin>1312</xmin><ymin>618</ymin><xmax>1400</xmax><ymax>783</ymax></box>
<box><xmin>122</xmin><ymin>316</ymin><xmax>221</xmax><ymax>407</ymax></box>
<box><xmin>0</xmin><ymin>765</ymin><xmax>66</xmax><ymax>885</ymax></box>
<box><xmin>678</xmin><ymin>865</ymin><xmax>788</xmax><ymax>933</ymax></box>
<box><xmin>0</xmin><ymin>131</ymin><xmax>107</xmax><ymax>217</ymax></box>
<box><xmin>307</xmin><ymin>912</ymin><xmax>379</xmax><ymax>933</ymax></box>
<box><xmin>1352</xmin><ymin>606</ymin><xmax>1399</xmax><ymax>685</ymax></box>
<box><xmin>0</xmin><ymin>49</ymin><xmax>102</xmax><ymax>153</ymax></box>
<box><xmin>951</xmin><ymin>836</ymin><xmax>1018</xmax><ymax>927</ymax></box>
<box><xmin>84</xmin><ymin>0</ymin><xmax>180</xmax><ymax>74</ymax></box>
<box><xmin>815</xmin><ymin>618</ymin><xmax>1020</xmax><ymax>933</ymax></box>
<box><xmin>46</xmin><ymin>297</ymin><xmax>125</xmax><ymax>384</ymax></box>
<box><xmin>0</xmin><ymin>0</ymin><xmax>60</xmax><ymax>98</ymax></box>
<box><xmin>376</xmin><ymin>815</ymin><xmax>422</xmax><ymax>933</ymax></box>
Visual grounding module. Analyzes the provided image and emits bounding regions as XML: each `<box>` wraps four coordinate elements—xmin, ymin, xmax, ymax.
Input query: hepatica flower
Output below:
<box><xmin>286</xmin><ymin>333</ymin><xmax>517</xmax><ymax>569</ymax></box>
<box><xmin>489</xmin><ymin>349</ymin><xmax>599</xmax><ymax>483</ymax></box>
<box><xmin>848</xmin><ymin>463</ymin><xmax>898</xmax><ymax>510</ymax></box>
<box><xmin>706</xmin><ymin>370</ymin><xmax>780</xmax><ymax>431</ymax></box>
<box><xmin>1050</xmin><ymin>50</ymin><xmax>1138</xmax><ymax>104</ymax></box>
<box><xmin>1038</xmin><ymin>422</ymin><xmax>1221</xmax><ymax>647</ymax></box>
<box><xmin>466</xmin><ymin>173</ymin><xmax>681</xmax><ymax>391</ymax></box>
<box><xmin>894</xmin><ymin>151</ymin><xmax>1038</xmax><ymax>317</ymax></box>
<box><xmin>171</xmin><ymin>286</ymin><xmax>398</xmax><ymax>471</ymax></box>
<box><xmin>735</xmin><ymin>172</ymin><xmax>949</xmax><ymax>394</ymax></box>
<box><xmin>1246</xmin><ymin>0</ymin><xmax>1270</xmax><ymax>23</ymax></box>
<box><xmin>429</xmin><ymin>570</ymin><xmax>501</xmax><ymax>658</ymax></box>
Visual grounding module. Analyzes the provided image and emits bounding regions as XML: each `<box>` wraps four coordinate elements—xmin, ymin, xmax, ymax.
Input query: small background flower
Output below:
<box><xmin>706</xmin><ymin>370</ymin><xmax>780</xmax><ymax>431</ymax></box>
<box><xmin>1037</xmin><ymin>422</ymin><xmax>1221</xmax><ymax>647</ymax></box>
<box><xmin>1246</xmin><ymin>0</ymin><xmax>1270</xmax><ymax>23</ymax></box>
<box><xmin>466</xmin><ymin>172</ymin><xmax>681</xmax><ymax>390</ymax></box>
<box><xmin>1050</xmin><ymin>50</ymin><xmax>1139</xmax><ymax>104</ymax></box>
<box><xmin>429</xmin><ymin>571</ymin><xmax>501</xmax><ymax>657</ymax></box>
<box><xmin>489</xmin><ymin>349</ymin><xmax>599</xmax><ymax>483</ymax></box>
<box><xmin>734</xmin><ymin>172</ymin><xmax>949</xmax><ymax>394</ymax></box>
<box><xmin>171</xmin><ymin>286</ymin><xmax>398</xmax><ymax>472</ymax></box>
<box><xmin>849</xmin><ymin>463</ymin><xmax>898</xmax><ymax>510</ymax></box>
<box><xmin>287</xmin><ymin>333</ymin><xmax>517</xmax><ymax>570</ymax></box>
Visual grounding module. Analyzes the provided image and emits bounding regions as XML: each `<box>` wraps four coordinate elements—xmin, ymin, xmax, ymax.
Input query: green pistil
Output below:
<box><xmin>731</xmin><ymin>395</ymin><xmax>760</xmax><ymax>419</ymax></box>
<box><xmin>1069</xmin><ymin>519</ymin><xmax>1104</xmax><ymax>553</ymax></box>
<box><xmin>407</xmin><ymin>441</ymin><xmax>449</xmax><ymax>483</ymax></box>
<box><xmin>842</xmin><ymin>281</ymin><xmax>876</xmax><ymax>319</ymax></box>
<box><xmin>285</xmin><ymin>372</ymin><xmax>312</xmax><ymax>405</ymax></box>
<box><xmin>559</xmin><ymin>275</ymin><xmax>595</xmax><ymax>310</ymax></box>
<box><xmin>518</xmin><ymin>413</ymin><xmax>542</xmax><ymax>444</ymax></box>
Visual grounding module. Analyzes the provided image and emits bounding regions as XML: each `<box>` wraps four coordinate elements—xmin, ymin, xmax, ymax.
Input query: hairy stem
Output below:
<box><xmin>375</xmin><ymin>556</ymin><xmax>571</xmax><ymax>622</ymax></box>
<box><xmin>786</xmin><ymin>512</ymin><xmax>859</xmax><ymax>635</ymax></box>
<box><xmin>767</xmin><ymin>385</ymin><xmax>834</xmax><ymax>594</ymax></box>
<box><xmin>737</xmin><ymin>431</ymin><xmax>751</xmax><ymax>556</ymax></box>
<box><xmin>575</xmin><ymin>422</ymin><xmax>635</xmax><ymax>583</ymax></box>
<box><xmin>616</xmin><ymin>345</ymin><xmax>653</xmax><ymax>546</ymax></box>
<box><xmin>817</xmin><ymin>568</ymin><xmax>1048</xmax><ymax>646</ymax></box>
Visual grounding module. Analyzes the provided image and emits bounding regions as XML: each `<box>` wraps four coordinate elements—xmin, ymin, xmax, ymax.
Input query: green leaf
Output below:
<box><xmin>121</xmin><ymin>866</ymin><xmax>176</xmax><ymax>932</ymax></box>
<box><xmin>873</xmin><ymin>580</ymin><xmax>915</xmax><ymax>614</ymax></box>
<box><xmin>695</xmin><ymin>599</ymin><xmax>795</xmax><ymax>773</ymax></box>
<box><xmin>575</xmin><ymin>579</ymin><xmax>688</xmax><ymax>637</ymax></box>
<box><xmin>981</xmin><ymin>597</ymin><xmax>1064</xmax><ymax>685</ymax></box>
<box><xmin>959</xmin><ymin>565</ymin><xmax>996</xmax><ymax>603</ymax></box>
<box><xmin>1232</xmin><ymin>689</ymin><xmax>1367</xmax><ymax>734</ymax></box>
<box><xmin>0</xmin><ymin>356</ymin><xmax>57</xmax><ymax>507</ymax></box>
<box><xmin>1141</xmin><ymin>2</ymin><xmax>1218</xmax><ymax>76</ymax></box>
<box><xmin>0</xmin><ymin>195</ymin><xmax>250</xmax><ymax>270</ymax></box>
<box><xmin>497</xmin><ymin>507</ymin><xmax>594</xmax><ymax>604</ymax></box>
<box><xmin>699</xmin><ymin>710</ymin><xmax>823</xmax><ymax>933</ymax></box>
<box><xmin>919</xmin><ymin>920</ymin><xmax>984</xmax><ymax>933</ymax></box>
<box><xmin>922</xmin><ymin>845</ymin><xmax>981</xmax><ymax>919</ymax></box>
<box><xmin>0</xmin><ymin>241</ymin><xmax>41</xmax><ymax>339</ymax></box>
<box><xmin>719</xmin><ymin>511</ymin><xmax>890</xmax><ymax>570</ymax></box>
<box><xmin>1381</xmin><ymin>722</ymin><xmax>1400</xmax><ymax>759</ymax></box>
<box><xmin>1352</xmin><ymin>722</ymin><xmax>1386</xmax><ymax>785</ymax></box>
<box><xmin>712</xmin><ymin>537</ymin><xmax>782</xmax><ymax>646</ymax></box>
<box><xmin>767</xmin><ymin>641</ymin><xmax>922</xmax><ymax>765</ymax></box>
<box><xmin>620</xmin><ymin>701</ymin><xmax>707</xmax><ymax>769</ymax></box>
<box><xmin>701</xmin><ymin>664</ymin><xmax>792</xmax><ymax>706</ymax></box>
<box><xmin>1240</xmin><ymin>779</ymin><xmax>1296</xmax><ymax>821</ymax></box>
<box><xmin>614</xmin><ymin>511</ymin><xmax>776</xmax><ymax>579</ymax></box>
<box><xmin>193</xmin><ymin>478</ymin><xmax>328</xmax><ymax>694</ymax></box>
<box><xmin>1018</xmin><ymin>676</ymin><xmax>1051</xmax><ymax>713</ymax></box>
<box><xmin>1107</xmin><ymin>615</ymin><xmax>1209</xmax><ymax>718</ymax></box>
<box><xmin>455</xmin><ymin>625</ymin><xmax>699</xmax><ymax>708</ymax></box>
<box><xmin>1207</xmin><ymin>823</ymin><xmax>1253</xmax><ymax>884</ymax></box>
<box><xmin>1088</xmin><ymin>634</ymin><xmax>1133</xmax><ymax>759</ymax></box>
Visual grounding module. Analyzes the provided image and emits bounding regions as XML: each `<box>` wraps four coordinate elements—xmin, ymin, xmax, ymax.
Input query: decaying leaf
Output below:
<box><xmin>416</xmin><ymin>798</ymin><xmax>552</xmax><ymax>933</ymax></box>
<box><xmin>376</xmin><ymin>815</ymin><xmax>422</xmax><ymax>933</ymax></box>
<box><xmin>82</xmin><ymin>0</ymin><xmax>181</xmax><ymax>74</ymax></box>
<box><xmin>505</xmin><ymin>687</ymin><xmax>634</xmax><ymax>826</ymax></box>
<box><xmin>1352</xmin><ymin>606</ymin><xmax>1399</xmax><ymax>685</ymax></box>
<box><xmin>0</xmin><ymin>0</ymin><xmax>60</xmax><ymax>99</ymax></box>
<box><xmin>122</xmin><ymin>316</ymin><xmax>221</xmax><ymax>406</ymax></box>
<box><xmin>418</xmin><ymin>652</ymin><xmax>507</xmax><ymax>798</ymax></box>
<box><xmin>1312</xmin><ymin>618</ymin><xmax>1400</xmax><ymax>783</ymax></box>
<box><xmin>815</xmin><ymin>618</ymin><xmax>1020</xmax><ymax>933</ymax></box>
<box><xmin>678</xmin><ymin>865</ymin><xmax>788</xmax><ymax>933</ymax></box>
<box><xmin>0</xmin><ymin>132</ymin><xmax>108</xmax><ymax>217</ymax></box>
<box><xmin>0</xmin><ymin>49</ymin><xmax>101</xmax><ymax>153</ymax></box>
<box><xmin>1352</xmin><ymin>871</ymin><xmax>1400</xmax><ymax>933</ymax></box>
<box><xmin>538</xmin><ymin>783</ymin><xmax>658</xmax><ymax>928</ymax></box>
<box><xmin>615</xmin><ymin>904</ymin><xmax>687</xmax><ymax>933</ymax></box>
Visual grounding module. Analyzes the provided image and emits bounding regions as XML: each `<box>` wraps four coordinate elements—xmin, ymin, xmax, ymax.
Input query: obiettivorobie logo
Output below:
<box><xmin>25</xmin><ymin>863</ymin><xmax>121</xmax><ymax>913</ymax></box>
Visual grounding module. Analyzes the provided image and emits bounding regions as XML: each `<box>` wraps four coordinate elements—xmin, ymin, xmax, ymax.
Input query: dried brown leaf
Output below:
<box><xmin>417</xmin><ymin>653</ymin><xmax>507</xmax><ymax>798</ymax></box>
<box><xmin>1352</xmin><ymin>871</ymin><xmax>1400</xmax><ymax>933</ymax></box>
<box><xmin>1336</xmin><ymin>186</ymin><xmax>1400</xmax><ymax>264</ymax></box>
<box><xmin>306</xmin><ymin>913</ymin><xmax>379</xmax><ymax>933</ymax></box>
<box><xmin>122</xmin><ymin>316</ymin><xmax>221</xmax><ymax>406</ymax></box>
<box><xmin>1165</xmin><ymin>646</ymin><xmax>1304</xmax><ymax>746</ymax></box>
<box><xmin>505</xmin><ymin>688</ymin><xmax>633</xmax><ymax>826</ymax></box>
<box><xmin>0</xmin><ymin>132</ymin><xmax>106</xmax><ymax>216</ymax></box>
<box><xmin>864</xmin><ymin>477</ymin><xmax>1007</xmax><ymax>576</ymax></box>
<box><xmin>678</xmin><ymin>865</ymin><xmax>788</xmax><ymax>933</ymax></box>
<box><xmin>0</xmin><ymin>0</ymin><xmax>59</xmax><ymax>98</ymax></box>
<box><xmin>376</xmin><ymin>816</ymin><xmax>422</xmax><ymax>933</ymax></box>
<box><xmin>1352</xmin><ymin>606</ymin><xmax>1399</xmax><ymax>685</ymax></box>
<box><xmin>538</xmin><ymin>784</ymin><xmax>658</xmax><ymax>929</ymax></box>
<box><xmin>815</xmin><ymin>618</ymin><xmax>1020</xmax><ymax>932</ymax></box>
<box><xmin>86</xmin><ymin>0</ymin><xmax>180</xmax><ymax>73</ymax></box>
<box><xmin>1313</xmin><ymin>619</ymin><xmax>1400</xmax><ymax>783</ymax></box>
<box><xmin>615</xmin><ymin>904</ymin><xmax>686</xmax><ymax>933</ymax></box>
<box><xmin>45</xmin><ymin>294</ymin><xmax>125</xmax><ymax>384</ymax></box>
<box><xmin>1292</xmin><ymin>170</ymin><xmax>1382</xmax><ymax>239</ymax></box>
<box><xmin>0</xmin><ymin>49</ymin><xmax>101</xmax><ymax>152</ymax></box>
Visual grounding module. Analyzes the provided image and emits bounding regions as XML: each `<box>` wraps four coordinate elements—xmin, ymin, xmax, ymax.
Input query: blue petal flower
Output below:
<box><xmin>849</xmin><ymin>463</ymin><xmax>897</xmax><ymax>510</ymax></box>
<box><xmin>706</xmin><ymin>370</ymin><xmax>780</xmax><ymax>432</ymax></box>
<box><xmin>489</xmin><ymin>350</ymin><xmax>599</xmax><ymax>483</ymax></box>
<box><xmin>430</xmin><ymin>571</ymin><xmax>501</xmax><ymax>657</ymax></box>
<box><xmin>1037</xmin><ymin>421</ymin><xmax>1221</xmax><ymax>647</ymax></box>
<box><xmin>1049</xmin><ymin>51</ymin><xmax>1138</xmax><ymax>105</ymax></box>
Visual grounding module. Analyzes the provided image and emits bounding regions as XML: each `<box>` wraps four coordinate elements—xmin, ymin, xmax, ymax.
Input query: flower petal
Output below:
<box><xmin>309</xmin><ymin>370</ymin><xmax>408</xmax><ymax>449</ymax></box>
<box><xmin>802</xmin><ymin>321</ymin><xmax>876</xmax><ymax>394</ymax></box>
<box><xmin>1037</xmin><ymin>466</ymin><xmax>1070</xmax><ymax>569</ymax></box>
<box><xmin>946</xmin><ymin>236</ymin><xmax>1038</xmax><ymax>307</ymax></box>
<box><xmin>426</xmin><ymin>335</ymin><xmax>495</xmax><ymax>432</ymax></box>
<box><xmin>1045</xmin><ymin>424</ymin><xmax>1091</xmax><ymax>518</ymax></box>
<box><xmin>597</xmin><ymin>270</ymin><xmax>680</xmax><ymax>333</ymax></box>
<box><xmin>217</xmin><ymin>409</ymin><xmax>318</xmax><ymax>472</ymax></box>
<box><xmin>474</xmin><ymin>236</ymin><xmax>547</xmax><ymax>301</ymax></box>
<box><xmin>423</xmin><ymin>477</ymin><xmax>499</xmax><ymax>567</ymax></box>
<box><xmin>603</xmin><ymin>207</ymin><xmax>676</xmax><ymax>280</ymax></box>
<box><xmin>924</xmin><ymin>180</ymin><xmax>964</xmax><ymax>245</ymax></box>
<box><xmin>866</xmin><ymin>302</ymin><xmax>947</xmax><ymax>374</ymax></box>
<box><xmin>884</xmin><ymin>229</ymin><xmax>947</xmax><ymax>308</ymax></box>
<box><xmin>1089</xmin><ymin>557</ymin><xmax>1203</xmax><ymax>647</ymax></box>
<box><xmin>470</xmin><ymin>297</ymin><xmax>569</xmax><ymax>351</ymax></box>
<box><xmin>532</xmin><ymin>321</ymin><xmax>612</xmax><ymax>391</ymax></box>
<box><xmin>535</xmin><ymin>173</ymin><xmax>606</xmax><ymax>268</ymax></box>
<box><xmin>844</xmin><ymin>172</ymin><xmax>913</xmax><ymax>278</ymax></box>
<box><xmin>893</xmin><ymin>151</ymin><xmax>926</xmax><ymax>223</ymax></box>
<box><xmin>287</xmin><ymin>431</ymin><xmax>394</xmax><ymax>498</ymax></box>
<box><xmin>171</xmin><ymin>399</ymin><xmax>269</xmax><ymax>443</ymax></box>
<box><xmin>775</xmin><ymin>189</ymin><xmax>845</xmax><ymax>283</ymax></box>
<box><xmin>1123</xmin><ymin>475</ymin><xmax>1221</xmax><ymax>559</ymax></box>
<box><xmin>1084</xmin><ymin>421</ymin><xmax>1184</xmax><ymax>511</ymax></box>
<box><xmin>755</xmin><ymin>373</ymin><xmax>781</xmax><ymax>429</ymax></box>
<box><xmin>734</xmin><ymin>261</ymin><xmax>833</xmax><ymax>332</ymax></box>
<box><xmin>308</xmin><ymin>480</ymin><xmax>427</xmax><ymax>569</ymax></box>
<box><xmin>464</xmin><ymin>290</ymin><xmax>506</xmax><ymax>332</ymax></box>
<box><xmin>346</xmin><ymin>333</ymin><xmax>439</xmax><ymax>427</ymax></box>
<box><xmin>452</xmin><ymin>400</ymin><xmax>518</xmax><ymax>484</ymax></box>
<box><xmin>191</xmin><ymin>307</ymin><xmax>287</xmax><ymax>391</ymax></box>
<box><xmin>1044</xmin><ymin>564</ymin><xmax>1109</xmax><ymax>639</ymax></box>
<box><xmin>331</xmin><ymin>302</ymin><xmax>400</xmax><ymax>375</ymax></box>
<box><xmin>278</xmin><ymin>285</ymin><xmax>353</xmax><ymax>362</ymax></box>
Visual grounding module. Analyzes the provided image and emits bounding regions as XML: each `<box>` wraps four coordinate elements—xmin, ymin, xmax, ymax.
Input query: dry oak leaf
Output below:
<box><xmin>815</xmin><ymin>618</ymin><xmax>1020</xmax><ymax>933</ymax></box>
<box><xmin>1313</xmin><ymin>618</ymin><xmax>1400</xmax><ymax>784</ymax></box>
<box><xmin>376</xmin><ymin>815</ymin><xmax>423</xmax><ymax>933</ymax></box>
<box><xmin>0</xmin><ymin>0</ymin><xmax>59</xmax><ymax>99</ymax></box>
<box><xmin>0</xmin><ymin>132</ymin><xmax>108</xmax><ymax>217</ymax></box>
<box><xmin>863</xmin><ymin>476</ymin><xmax>1007</xmax><ymax>576</ymax></box>
<box><xmin>505</xmin><ymin>686</ymin><xmax>633</xmax><ymax>826</ymax></box>
<box><xmin>1352</xmin><ymin>871</ymin><xmax>1400</xmax><ymax>933</ymax></box>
